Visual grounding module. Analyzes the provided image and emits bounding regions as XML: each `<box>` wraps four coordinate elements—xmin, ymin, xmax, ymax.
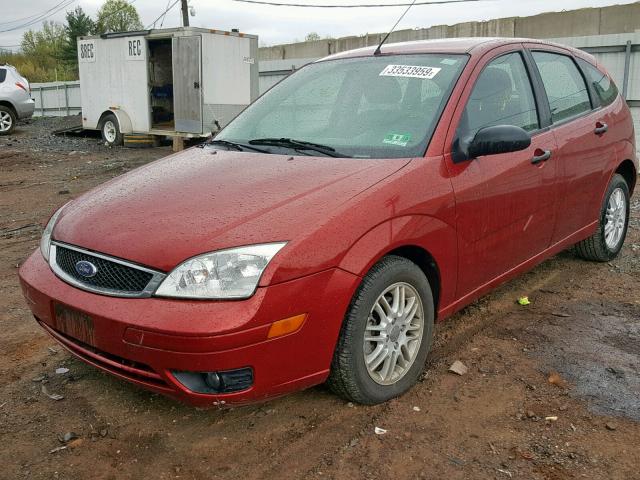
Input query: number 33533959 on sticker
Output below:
<box><xmin>379</xmin><ymin>64</ymin><xmax>441</xmax><ymax>79</ymax></box>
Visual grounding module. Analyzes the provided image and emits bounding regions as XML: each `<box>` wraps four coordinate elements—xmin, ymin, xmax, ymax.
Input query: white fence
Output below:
<box><xmin>30</xmin><ymin>62</ymin><xmax>289</xmax><ymax>117</ymax></box>
<box><xmin>31</xmin><ymin>80</ymin><xmax>81</xmax><ymax>117</ymax></box>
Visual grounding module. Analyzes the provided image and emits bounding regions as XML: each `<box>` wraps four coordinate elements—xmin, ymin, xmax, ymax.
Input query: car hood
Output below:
<box><xmin>53</xmin><ymin>148</ymin><xmax>410</xmax><ymax>272</ymax></box>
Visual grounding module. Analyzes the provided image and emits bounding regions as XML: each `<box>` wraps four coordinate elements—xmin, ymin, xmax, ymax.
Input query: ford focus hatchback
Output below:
<box><xmin>19</xmin><ymin>38</ymin><xmax>637</xmax><ymax>406</ymax></box>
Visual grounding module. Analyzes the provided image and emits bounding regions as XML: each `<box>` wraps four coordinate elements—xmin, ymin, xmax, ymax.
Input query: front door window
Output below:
<box><xmin>460</xmin><ymin>52</ymin><xmax>539</xmax><ymax>138</ymax></box>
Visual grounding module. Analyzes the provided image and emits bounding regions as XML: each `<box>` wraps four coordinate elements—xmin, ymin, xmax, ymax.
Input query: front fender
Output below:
<box><xmin>338</xmin><ymin>215</ymin><xmax>457</xmax><ymax>316</ymax></box>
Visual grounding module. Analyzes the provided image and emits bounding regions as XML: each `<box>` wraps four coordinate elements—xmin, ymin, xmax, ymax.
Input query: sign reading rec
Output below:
<box><xmin>379</xmin><ymin>64</ymin><xmax>441</xmax><ymax>80</ymax></box>
<box><xmin>126</xmin><ymin>38</ymin><xmax>145</xmax><ymax>60</ymax></box>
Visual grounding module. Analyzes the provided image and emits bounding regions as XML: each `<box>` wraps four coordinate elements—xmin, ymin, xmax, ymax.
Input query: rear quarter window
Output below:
<box><xmin>0</xmin><ymin>69</ymin><xmax>6</xmax><ymax>83</ymax></box>
<box><xmin>578</xmin><ymin>59</ymin><xmax>619</xmax><ymax>107</ymax></box>
<box><xmin>532</xmin><ymin>51</ymin><xmax>591</xmax><ymax>123</ymax></box>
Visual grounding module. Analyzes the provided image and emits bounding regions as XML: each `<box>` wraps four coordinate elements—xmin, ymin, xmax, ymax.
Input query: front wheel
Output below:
<box><xmin>573</xmin><ymin>173</ymin><xmax>630</xmax><ymax>262</ymax></box>
<box><xmin>327</xmin><ymin>255</ymin><xmax>434</xmax><ymax>405</ymax></box>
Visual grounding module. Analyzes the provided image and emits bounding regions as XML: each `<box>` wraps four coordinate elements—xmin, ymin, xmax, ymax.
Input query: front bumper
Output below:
<box><xmin>18</xmin><ymin>250</ymin><xmax>359</xmax><ymax>406</ymax></box>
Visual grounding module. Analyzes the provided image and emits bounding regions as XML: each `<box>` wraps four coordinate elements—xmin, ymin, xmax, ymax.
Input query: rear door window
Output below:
<box><xmin>532</xmin><ymin>51</ymin><xmax>591</xmax><ymax>123</ymax></box>
<box><xmin>461</xmin><ymin>52</ymin><xmax>539</xmax><ymax>137</ymax></box>
<box><xmin>577</xmin><ymin>59</ymin><xmax>619</xmax><ymax>107</ymax></box>
<box><xmin>0</xmin><ymin>69</ymin><xmax>6</xmax><ymax>83</ymax></box>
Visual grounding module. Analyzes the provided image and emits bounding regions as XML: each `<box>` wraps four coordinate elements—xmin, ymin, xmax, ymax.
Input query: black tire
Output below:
<box><xmin>327</xmin><ymin>255</ymin><xmax>434</xmax><ymax>405</ymax></box>
<box><xmin>99</xmin><ymin>113</ymin><xmax>123</xmax><ymax>146</ymax></box>
<box><xmin>573</xmin><ymin>173</ymin><xmax>630</xmax><ymax>262</ymax></box>
<box><xmin>0</xmin><ymin>105</ymin><xmax>17</xmax><ymax>136</ymax></box>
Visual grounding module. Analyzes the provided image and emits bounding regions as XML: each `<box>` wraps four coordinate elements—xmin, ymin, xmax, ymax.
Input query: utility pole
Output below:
<box><xmin>181</xmin><ymin>0</ymin><xmax>189</xmax><ymax>27</ymax></box>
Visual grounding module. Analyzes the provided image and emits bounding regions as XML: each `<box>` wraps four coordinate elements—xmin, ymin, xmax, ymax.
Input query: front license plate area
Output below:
<box><xmin>54</xmin><ymin>303</ymin><xmax>95</xmax><ymax>346</ymax></box>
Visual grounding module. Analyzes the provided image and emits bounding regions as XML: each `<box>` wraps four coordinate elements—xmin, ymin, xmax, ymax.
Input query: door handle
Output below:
<box><xmin>194</xmin><ymin>81</ymin><xmax>200</xmax><ymax>89</ymax></box>
<box><xmin>531</xmin><ymin>149</ymin><xmax>552</xmax><ymax>165</ymax></box>
<box><xmin>594</xmin><ymin>122</ymin><xmax>608</xmax><ymax>134</ymax></box>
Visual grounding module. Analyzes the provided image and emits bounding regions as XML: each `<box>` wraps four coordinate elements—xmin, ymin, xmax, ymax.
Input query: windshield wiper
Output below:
<box><xmin>248</xmin><ymin>137</ymin><xmax>350</xmax><ymax>158</ymax></box>
<box><xmin>207</xmin><ymin>139</ymin><xmax>270</xmax><ymax>153</ymax></box>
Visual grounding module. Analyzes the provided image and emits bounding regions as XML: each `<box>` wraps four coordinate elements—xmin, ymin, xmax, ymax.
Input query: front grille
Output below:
<box><xmin>52</xmin><ymin>243</ymin><xmax>163</xmax><ymax>296</ymax></box>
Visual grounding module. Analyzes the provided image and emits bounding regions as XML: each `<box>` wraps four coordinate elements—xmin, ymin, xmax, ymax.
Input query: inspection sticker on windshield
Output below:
<box><xmin>383</xmin><ymin>133</ymin><xmax>411</xmax><ymax>147</ymax></box>
<box><xmin>379</xmin><ymin>64</ymin><xmax>441</xmax><ymax>79</ymax></box>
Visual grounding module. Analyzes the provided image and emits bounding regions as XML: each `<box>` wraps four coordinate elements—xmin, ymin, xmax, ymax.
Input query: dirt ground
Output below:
<box><xmin>1</xmin><ymin>117</ymin><xmax>639</xmax><ymax>480</ymax></box>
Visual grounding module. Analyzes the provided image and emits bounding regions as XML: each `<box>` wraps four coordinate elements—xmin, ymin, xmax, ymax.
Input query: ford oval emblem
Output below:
<box><xmin>75</xmin><ymin>260</ymin><xmax>98</xmax><ymax>278</ymax></box>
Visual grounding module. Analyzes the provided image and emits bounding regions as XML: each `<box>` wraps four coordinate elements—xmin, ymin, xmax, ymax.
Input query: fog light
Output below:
<box><xmin>172</xmin><ymin>367</ymin><xmax>253</xmax><ymax>394</ymax></box>
<box><xmin>204</xmin><ymin>372</ymin><xmax>222</xmax><ymax>390</ymax></box>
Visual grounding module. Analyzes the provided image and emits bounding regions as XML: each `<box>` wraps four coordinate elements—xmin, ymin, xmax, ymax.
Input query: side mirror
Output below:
<box><xmin>453</xmin><ymin>125</ymin><xmax>531</xmax><ymax>163</ymax></box>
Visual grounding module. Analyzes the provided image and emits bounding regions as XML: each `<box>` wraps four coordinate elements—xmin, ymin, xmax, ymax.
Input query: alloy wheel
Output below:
<box><xmin>0</xmin><ymin>111</ymin><xmax>13</xmax><ymax>132</ymax></box>
<box><xmin>604</xmin><ymin>187</ymin><xmax>626</xmax><ymax>250</ymax></box>
<box><xmin>363</xmin><ymin>282</ymin><xmax>424</xmax><ymax>385</ymax></box>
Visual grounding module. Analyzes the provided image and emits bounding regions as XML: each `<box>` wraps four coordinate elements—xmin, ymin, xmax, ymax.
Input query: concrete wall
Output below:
<box><xmin>257</xmin><ymin>58</ymin><xmax>318</xmax><ymax>94</ymax></box>
<box><xmin>258</xmin><ymin>2</ymin><xmax>640</xmax><ymax>61</ymax></box>
<box><xmin>257</xmin><ymin>3</ymin><xmax>640</xmax><ymax>147</ymax></box>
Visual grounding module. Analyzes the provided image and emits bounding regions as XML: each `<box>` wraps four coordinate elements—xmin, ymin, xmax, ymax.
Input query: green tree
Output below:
<box><xmin>21</xmin><ymin>21</ymin><xmax>66</xmax><ymax>58</ymax></box>
<box><xmin>20</xmin><ymin>21</ymin><xmax>73</xmax><ymax>82</ymax></box>
<box><xmin>305</xmin><ymin>32</ymin><xmax>321</xmax><ymax>41</ymax></box>
<box><xmin>96</xmin><ymin>0</ymin><xmax>144</xmax><ymax>34</ymax></box>
<box><xmin>62</xmin><ymin>6</ymin><xmax>96</xmax><ymax>69</ymax></box>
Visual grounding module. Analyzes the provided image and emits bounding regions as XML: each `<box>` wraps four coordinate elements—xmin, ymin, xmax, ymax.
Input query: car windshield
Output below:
<box><xmin>216</xmin><ymin>54</ymin><xmax>467</xmax><ymax>158</ymax></box>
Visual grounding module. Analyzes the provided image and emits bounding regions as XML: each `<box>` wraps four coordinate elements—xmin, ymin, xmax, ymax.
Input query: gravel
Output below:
<box><xmin>1</xmin><ymin>115</ymin><xmax>105</xmax><ymax>153</ymax></box>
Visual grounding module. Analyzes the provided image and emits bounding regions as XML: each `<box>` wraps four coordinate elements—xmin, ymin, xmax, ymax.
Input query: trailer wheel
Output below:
<box><xmin>100</xmin><ymin>113</ymin><xmax>123</xmax><ymax>146</ymax></box>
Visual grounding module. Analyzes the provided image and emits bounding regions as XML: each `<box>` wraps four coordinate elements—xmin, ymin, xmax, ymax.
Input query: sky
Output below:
<box><xmin>0</xmin><ymin>0</ymin><xmax>637</xmax><ymax>50</ymax></box>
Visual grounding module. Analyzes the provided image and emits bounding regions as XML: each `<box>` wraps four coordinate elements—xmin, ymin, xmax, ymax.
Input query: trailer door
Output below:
<box><xmin>173</xmin><ymin>36</ymin><xmax>202</xmax><ymax>133</ymax></box>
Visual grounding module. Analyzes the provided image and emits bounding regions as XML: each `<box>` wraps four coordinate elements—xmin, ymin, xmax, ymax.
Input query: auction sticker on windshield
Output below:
<box><xmin>383</xmin><ymin>133</ymin><xmax>411</xmax><ymax>146</ymax></box>
<box><xmin>380</xmin><ymin>65</ymin><xmax>441</xmax><ymax>79</ymax></box>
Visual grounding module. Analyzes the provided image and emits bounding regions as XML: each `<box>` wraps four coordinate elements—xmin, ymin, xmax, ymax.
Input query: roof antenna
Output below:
<box><xmin>374</xmin><ymin>0</ymin><xmax>418</xmax><ymax>56</ymax></box>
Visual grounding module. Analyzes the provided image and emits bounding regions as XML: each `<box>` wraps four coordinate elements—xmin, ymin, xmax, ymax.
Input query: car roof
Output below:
<box><xmin>321</xmin><ymin>37</ymin><xmax>590</xmax><ymax>62</ymax></box>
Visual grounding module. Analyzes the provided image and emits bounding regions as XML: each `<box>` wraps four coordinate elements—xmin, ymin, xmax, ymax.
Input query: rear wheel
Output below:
<box><xmin>100</xmin><ymin>113</ymin><xmax>123</xmax><ymax>146</ymax></box>
<box><xmin>0</xmin><ymin>106</ymin><xmax>16</xmax><ymax>135</ymax></box>
<box><xmin>573</xmin><ymin>173</ymin><xmax>630</xmax><ymax>262</ymax></box>
<box><xmin>327</xmin><ymin>255</ymin><xmax>434</xmax><ymax>404</ymax></box>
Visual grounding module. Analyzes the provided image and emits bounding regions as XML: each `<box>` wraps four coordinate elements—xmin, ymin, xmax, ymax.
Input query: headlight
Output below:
<box><xmin>40</xmin><ymin>206</ymin><xmax>65</xmax><ymax>262</ymax></box>
<box><xmin>154</xmin><ymin>242</ymin><xmax>287</xmax><ymax>299</ymax></box>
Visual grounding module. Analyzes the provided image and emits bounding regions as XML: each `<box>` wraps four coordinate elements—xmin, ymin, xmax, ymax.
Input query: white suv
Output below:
<box><xmin>0</xmin><ymin>65</ymin><xmax>35</xmax><ymax>135</ymax></box>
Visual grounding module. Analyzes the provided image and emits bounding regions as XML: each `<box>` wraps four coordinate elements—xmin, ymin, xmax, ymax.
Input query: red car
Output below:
<box><xmin>19</xmin><ymin>38</ymin><xmax>637</xmax><ymax>406</ymax></box>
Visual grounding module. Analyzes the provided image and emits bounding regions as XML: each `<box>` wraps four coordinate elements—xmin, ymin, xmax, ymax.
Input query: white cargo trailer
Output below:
<box><xmin>77</xmin><ymin>27</ymin><xmax>258</xmax><ymax>146</ymax></box>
